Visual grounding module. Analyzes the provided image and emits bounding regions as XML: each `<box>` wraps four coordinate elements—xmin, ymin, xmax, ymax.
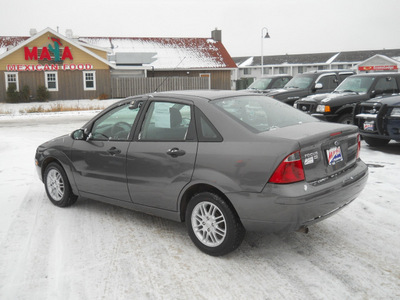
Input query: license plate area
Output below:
<box><xmin>363</xmin><ymin>121</ymin><xmax>375</xmax><ymax>131</ymax></box>
<box><xmin>326</xmin><ymin>146</ymin><xmax>343</xmax><ymax>166</ymax></box>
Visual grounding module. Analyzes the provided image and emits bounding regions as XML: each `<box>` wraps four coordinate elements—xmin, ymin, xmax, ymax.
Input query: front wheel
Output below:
<box><xmin>337</xmin><ymin>113</ymin><xmax>353</xmax><ymax>124</ymax></box>
<box><xmin>44</xmin><ymin>162</ymin><xmax>77</xmax><ymax>207</ymax></box>
<box><xmin>363</xmin><ymin>136</ymin><xmax>390</xmax><ymax>147</ymax></box>
<box><xmin>186</xmin><ymin>192</ymin><xmax>245</xmax><ymax>256</ymax></box>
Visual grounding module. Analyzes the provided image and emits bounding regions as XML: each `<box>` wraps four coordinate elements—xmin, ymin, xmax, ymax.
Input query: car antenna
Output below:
<box><xmin>154</xmin><ymin>56</ymin><xmax>187</xmax><ymax>92</ymax></box>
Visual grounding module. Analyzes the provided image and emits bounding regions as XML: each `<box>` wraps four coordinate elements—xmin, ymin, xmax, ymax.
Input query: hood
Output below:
<box><xmin>267</xmin><ymin>87</ymin><xmax>298</xmax><ymax>96</ymax></box>
<box><xmin>363</xmin><ymin>95</ymin><xmax>400</xmax><ymax>106</ymax></box>
<box><xmin>300</xmin><ymin>92</ymin><xmax>366</xmax><ymax>104</ymax></box>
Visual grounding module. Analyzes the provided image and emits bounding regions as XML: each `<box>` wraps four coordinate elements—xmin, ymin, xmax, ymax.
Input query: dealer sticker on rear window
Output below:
<box><xmin>326</xmin><ymin>146</ymin><xmax>343</xmax><ymax>166</ymax></box>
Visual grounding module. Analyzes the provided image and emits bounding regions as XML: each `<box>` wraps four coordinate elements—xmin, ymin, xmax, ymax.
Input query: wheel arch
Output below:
<box><xmin>179</xmin><ymin>183</ymin><xmax>237</xmax><ymax>222</ymax></box>
<box><xmin>41</xmin><ymin>154</ymin><xmax>79</xmax><ymax>196</ymax></box>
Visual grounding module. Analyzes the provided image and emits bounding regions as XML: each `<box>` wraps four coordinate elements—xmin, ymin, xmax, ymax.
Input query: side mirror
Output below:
<box><xmin>315</xmin><ymin>83</ymin><xmax>323</xmax><ymax>90</ymax></box>
<box><xmin>71</xmin><ymin>129</ymin><xmax>86</xmax><ymax>140</ymax></box>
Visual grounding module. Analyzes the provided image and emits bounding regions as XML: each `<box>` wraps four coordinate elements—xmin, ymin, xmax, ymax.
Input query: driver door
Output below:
<box><xmin>70</xmin><ymin>102</ymin><xmax>141</xmax><ymax>202</ymax></box>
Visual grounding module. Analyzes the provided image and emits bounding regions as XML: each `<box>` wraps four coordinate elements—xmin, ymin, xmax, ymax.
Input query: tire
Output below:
<box><xmin>186</xmin><ymin>192</ymin><xmax>245</xmax><ymax>256</ymax></box>
<box><xmin>337</xmin><ymin>113</ymin><xmax>353</xmax><ymax>125</ymax></box>
<box><xmin>363</xmin><ymin>136</ymin><xmax>390</xmax><ymax>147</ymax></box>
<box><xmin>44</xmin><ymin>162</ymin><xmax>78</xmax><ymax>207</ymax></box>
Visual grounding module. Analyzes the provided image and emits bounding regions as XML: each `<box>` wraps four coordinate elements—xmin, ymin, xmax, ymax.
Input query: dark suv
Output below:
<box><xmin>294</xmin><ymin>73</ymin><xmax>400</xmax><ymax>124</ymax></box>
<box><xmin>246</xmin><ymin>74</ymin><xmax>292</xmax><ymax>94</ymax></box>
<box><xmin>354</xmin><ymin>94</ymin><xmax>400</xmax><ymax>146</ymax></box>
<box><xmin>267</xmin><ymin>70</ymin><xmax>355</xmax><ymax>106</ymax></box>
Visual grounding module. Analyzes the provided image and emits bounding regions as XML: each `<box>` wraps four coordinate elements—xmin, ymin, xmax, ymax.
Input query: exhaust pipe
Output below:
<box><xmin>297</xmin><ymin>226</ymin><xmax>309</xmax><ymax>234</ymax></box>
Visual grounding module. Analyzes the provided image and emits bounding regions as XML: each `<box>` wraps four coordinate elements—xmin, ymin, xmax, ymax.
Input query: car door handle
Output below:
<box><xmin>166</xmin><ymin>148</ymin><xmax>186</xmax><ymax>158</ymax></box>
<box><xmin>107</xmin><ymin>147</ymin><xmax>121</xmax><ymax>155</ymax></box>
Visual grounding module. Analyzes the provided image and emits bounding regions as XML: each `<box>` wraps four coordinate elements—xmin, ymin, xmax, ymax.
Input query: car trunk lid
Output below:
<box><xmin>262</xmin><ymin>122</ymin><xmax>359</xmax><ymax>182</ymax></box>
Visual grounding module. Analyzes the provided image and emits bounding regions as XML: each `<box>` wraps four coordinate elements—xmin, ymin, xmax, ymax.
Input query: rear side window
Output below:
<box><xmin>213</xmin><ymin>95</ymin><xmax>316</xmax><ymax>132</ymax></box>
<box><xmin>195</xmin><ymin>107</ymin><xmax>222</xmax><ymax>142</ymax></box>
<box><xmin>139</xmin><ymin>101</ymin><xmax>193</xmax><ymax>141</ymax></box>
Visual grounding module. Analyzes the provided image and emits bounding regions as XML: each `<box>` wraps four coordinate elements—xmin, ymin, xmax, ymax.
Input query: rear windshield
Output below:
<box><xmin>213</xmin><ymin>95</ymin><xmax>316</xmax><ymax>132</ymax></box>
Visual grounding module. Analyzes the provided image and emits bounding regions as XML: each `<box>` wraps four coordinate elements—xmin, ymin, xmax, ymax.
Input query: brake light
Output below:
<box><xmin>269</xmin><ymin>151</ymin><xmax>305</xmax><ymax>184</ymax></box>
<box><xmin>357</xmin><ymin>134</ymin><xmax>361</xmax><ymax>159</ymax></box>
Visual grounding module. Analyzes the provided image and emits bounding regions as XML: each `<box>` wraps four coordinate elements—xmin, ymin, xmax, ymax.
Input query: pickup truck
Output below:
<box><xmin>267</xmin><ymin>70</ymin><xmax>354</xmax><ymax>106</ymax></box>
<box><xmin>294</xmin><ymin>73</ymin><xmax>400</xmax><ymax>124</ymax></box>
<box><xmin>354</xmin><ymin>94</ymin><xmax>400</xmax><ymax>146</ymax></box>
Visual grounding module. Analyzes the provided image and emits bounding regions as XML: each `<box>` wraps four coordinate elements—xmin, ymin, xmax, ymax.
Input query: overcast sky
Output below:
<box><xmin>1</xmin><ymin>0</ymin><xmax>400</xmax><ymax>57</ymax></box>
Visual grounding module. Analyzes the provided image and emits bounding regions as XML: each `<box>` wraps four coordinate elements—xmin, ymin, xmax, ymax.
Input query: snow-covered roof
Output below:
<box><xmin>78</xmin><ymin>37</ymin><xmax>237</xmax><ymax>70</ymax></box>
<box><xmin>0</xmin><ymin>32</ymin><xmax>236</xmax><ymax>70</ymax></box>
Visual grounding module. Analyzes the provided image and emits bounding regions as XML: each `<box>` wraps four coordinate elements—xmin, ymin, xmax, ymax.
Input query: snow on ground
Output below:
<box><xmin>0</xmin><ymin>104</ymin><xmax>399</xmax><ymax>299</ymax></box>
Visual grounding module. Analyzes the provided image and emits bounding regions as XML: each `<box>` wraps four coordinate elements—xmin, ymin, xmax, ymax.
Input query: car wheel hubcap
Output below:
<box><xmin>47</xmin><ymin>169</ymin><xmax>64</xmax><ymax>201</ymax></box>
<box><xmin>191</xmin><ymin>201</ymin><xmax>226</xmax><ymax>247</ymax></box>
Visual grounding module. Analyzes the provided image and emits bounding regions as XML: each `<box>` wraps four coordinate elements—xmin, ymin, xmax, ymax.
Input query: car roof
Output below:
<box><xmin>303</xmin><ymin>69</ymin><xmax>354</xmax><ymax>75</ymax></box>
<box><xmin>351</xmin><ymin>72</ymin><xmax>400</xmax><ymax>77</ymax></box>
<box><xmin>142</xmin><ymin>90</ymin><xmax>255</xmax><ymax>102</ymax></box>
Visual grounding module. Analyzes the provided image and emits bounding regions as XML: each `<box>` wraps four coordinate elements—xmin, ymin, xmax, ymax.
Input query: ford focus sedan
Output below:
<box><xmin>35</xmin><ymin>90</ymin><xmax>368</xmax><ymax>256</ymax></box>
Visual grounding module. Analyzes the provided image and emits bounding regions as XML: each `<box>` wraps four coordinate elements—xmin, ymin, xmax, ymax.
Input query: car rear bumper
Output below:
<box><xmin>226</xmin><ymin>160</ymin><xmax>368</xmax><ymax>233</ymax></box>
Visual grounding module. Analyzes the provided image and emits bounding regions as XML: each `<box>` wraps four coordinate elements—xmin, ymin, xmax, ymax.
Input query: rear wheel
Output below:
<box><xmin>44</xmin><ymin>162</ymin><xmax>77</xmax><ymax>207</ymax></box>
<box><xmin>337</xmin><ymin>113</ymin><xmax>353</xmax><ymax>124</ymax></box>
<box><xmin>363</xmin><ymin>136</ymin><xmax>390</xmax><ymax>147</ymax></box>
<box><xmin>186</xmin><ymin>192</ymin><xmax>245</xmax><ymax>256</ymax></box>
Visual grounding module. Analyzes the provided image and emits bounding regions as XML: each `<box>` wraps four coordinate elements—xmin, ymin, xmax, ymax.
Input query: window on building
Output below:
<box><xmin>279</xmin><ymin>67</ymin><xmax>286</xmax><ymax>74</ymax></box>
<box><xmin>298</xmin><ymin>66</ymin><xmax>303</xmax><ymax>74</ymax></box>
<box><xmin>45</xmin><ymin>72</ymin><xmax>58</xmax><ymax>91</ymax></box>
<box><xmin>243</xmin><ymin>68</ymin><xmax>251</xmax><ymax>75</ymax></box>
<box><xmin>5</xmin><ymin>72</ymin><xmax>19</xmax><ymax>91</ymax></box>
<box><xmin>83</xmin><ymin>71</ymin><xmax>96</xmax><ymax>90</ymax></box>
<box><xmin>263</xmin><ymin>67</ymin><xmax>270</xmax><ymax>75</ymax></box>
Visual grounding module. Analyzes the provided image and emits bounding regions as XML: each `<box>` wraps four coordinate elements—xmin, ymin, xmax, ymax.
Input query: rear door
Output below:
<box><xmin>126</xmin><ymin>99</ymin><xmax>197</xmax><ymax>211</ymax></box>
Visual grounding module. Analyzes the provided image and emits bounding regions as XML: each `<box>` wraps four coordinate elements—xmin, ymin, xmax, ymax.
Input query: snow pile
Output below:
<box><xmin>0</xmin><ymin>99</ymin><xmax>120</xmax><ymax>117</ymax></box>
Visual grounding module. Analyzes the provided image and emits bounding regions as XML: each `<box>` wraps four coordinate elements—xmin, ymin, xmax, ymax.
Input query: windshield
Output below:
<box><xmin>213</xmin><ymin>95</ymin><xmax>316</xmax><ymax>132</ymax></box>
<box><xmin>335</xmin><ymin>76</ymin><xmax>375</xmax><ymax>94</ymax></box>
<box><xmin>284</xmin><ymin>75</ymin><xmax>314</xmax><ymax>89</ymax></box>
<box><xmin>247</xmin><ymin>78</ymin><xmax>273</xmax><ymax>90</ymax></box>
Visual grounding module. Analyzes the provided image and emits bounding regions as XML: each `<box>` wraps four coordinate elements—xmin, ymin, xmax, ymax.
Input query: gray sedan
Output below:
<box><xmin>35</xmin><ymin>90</ymin><xmax>368</xmax><ymax>256</ymax></box>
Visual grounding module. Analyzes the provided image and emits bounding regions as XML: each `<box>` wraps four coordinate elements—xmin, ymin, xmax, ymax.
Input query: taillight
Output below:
<box><xmin>357</xmin><ymin>134</ymin><xmax>361</xmax><ymax>159</ymax></box>
<box><xmin>269</xmin><ymin>151</ymin><xmax>305</xmax><ymax>184</ymax></box>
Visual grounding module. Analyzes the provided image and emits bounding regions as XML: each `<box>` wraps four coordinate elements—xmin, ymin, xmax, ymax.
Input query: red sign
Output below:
<box><xmin>358</xmin><ymin>65</ymin><xmax>398</xmax><ymax>71</ymax></box>
<box><xmin>24</xmin><ymin>46</ymin><xmax>73</xmax><ymax>61</ymax></box>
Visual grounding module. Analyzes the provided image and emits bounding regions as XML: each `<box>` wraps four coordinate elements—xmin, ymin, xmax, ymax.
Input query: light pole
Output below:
<box><xmin>261</xmin><ymin>27</ymin><xmax>270</xmax><ymax>77</ymax></box>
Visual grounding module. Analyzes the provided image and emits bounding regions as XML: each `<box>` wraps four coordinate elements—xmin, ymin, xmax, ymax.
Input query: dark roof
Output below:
<box><xmin>234</xmin><ymin>49</ymin><xmax>400</xmax><ymax>66</ymax></box>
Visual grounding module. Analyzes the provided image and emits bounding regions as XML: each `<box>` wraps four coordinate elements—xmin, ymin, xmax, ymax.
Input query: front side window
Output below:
<box><xmin>139</xmin><ymin>101</ymin><xmax>192</xmax><ymax>141</ymax></box>
<box><xmin>374</xmin><ymin>77</ymin><xmax>399</xmax><ymax>94</ymax></box>
<box><xmin>45</xmin><ymin>72</ymin><xmax>58</xmax><ymax>91</ymax></box>
<box><xmin>83</xmin><ymin>71</ymin><xmax>96</xmax><ymax>90</ymax></box>
<box><xmin>90</xmin><ymin>103</ymin><xmax>141</xmax><ymax>141</ymax></box>
<box><xmin>5</xmin><ymin>72</ymin><xmax>19</xmax><ymax>91</ymax></box>
<box><xmin>317</xmin><ymin>75</ymin><xmax>337</xmax><ymax>90</ymax></box>
<box><xmin>213</xmin><ymin>95</ymin><xmax>316</xmax><ymax>132</ymax></box>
